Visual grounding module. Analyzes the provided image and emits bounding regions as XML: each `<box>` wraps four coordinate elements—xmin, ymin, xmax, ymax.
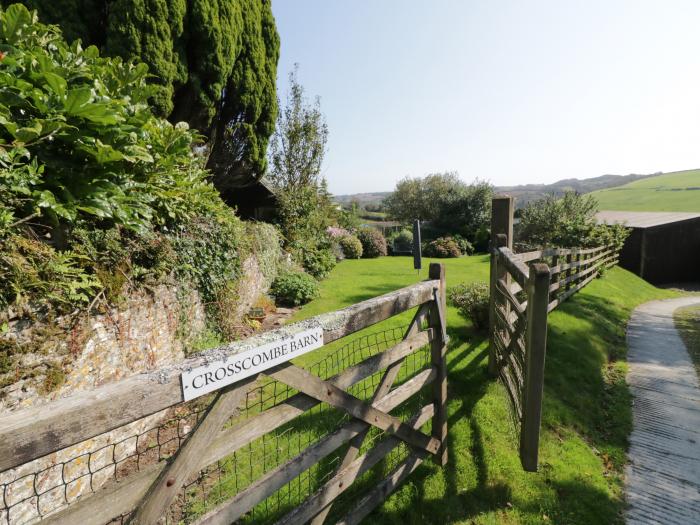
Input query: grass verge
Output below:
<box><xmin>674</xmin><ymin>304</ymin><xmax>700</xmax><ymax>377</ymax></box>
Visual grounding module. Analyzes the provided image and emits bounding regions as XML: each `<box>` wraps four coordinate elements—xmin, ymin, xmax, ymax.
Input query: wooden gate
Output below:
<box><xmin>488</xmin><ymin>197</ymin><xmax>620</xmax><ymax>472</ymax></box>
<box><xmin>0</xmin><ymin>265</ymin><xmax>448</xmax><ymax>525</ymax></box>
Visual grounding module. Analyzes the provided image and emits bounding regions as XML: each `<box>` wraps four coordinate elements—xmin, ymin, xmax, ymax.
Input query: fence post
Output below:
<box><xmin>520</xmin><ymin>262</ymin><xmax>551</xmax><ymax>472</ymax></box>
<box><xmin>429</xmin><ymin>262</ymin><xmax>448</xmax><ymax>466</ymax></box>
<box><xmin>488</xmin><ymin>196</ymin><xmax>514</xmax><ymax>376</ymax></box>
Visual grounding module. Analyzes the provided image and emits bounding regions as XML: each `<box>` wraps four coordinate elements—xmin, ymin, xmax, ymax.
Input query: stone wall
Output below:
<box><xmin>0</xmin><ymin>246</ymin><xmax>280</xmax><ymax>524</ymax></box>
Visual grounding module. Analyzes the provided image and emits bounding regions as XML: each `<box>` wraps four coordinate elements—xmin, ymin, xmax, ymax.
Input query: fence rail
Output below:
<box><xmin>1</xmin><ymin>265</ymin><xmax>448</xmax><ymax>525</ymax></box>
<box><xmin>488</xmin><ymin>196</ymin><xmax>620</xmax><ymax>471</ymax></box>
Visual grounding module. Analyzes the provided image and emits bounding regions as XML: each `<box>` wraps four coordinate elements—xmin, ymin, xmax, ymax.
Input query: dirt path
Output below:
<box><xmin>625</xmin><ymin>297</ymin><xmax>700</xmax><ymax>524</ymax></box>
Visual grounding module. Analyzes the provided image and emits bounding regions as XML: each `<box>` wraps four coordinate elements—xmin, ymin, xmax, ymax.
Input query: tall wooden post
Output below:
<box><xmin>413</xmin><ymin>219</ymin><xmax>422</xmax><ymax>270</ymax></box>
<box><xmin>429</xmin><ymin>263</ymin><xmax>448</xmax><ymax>466</ymax></box>
<box><xmin>488</xmin><ymin>196</ymin><xmax>514</xmax><ymax>376</ymax></box>
<box><xmin>520</xmin><ymin>262</ymin><xmax>551</xmax><ymax>472</ymax></box>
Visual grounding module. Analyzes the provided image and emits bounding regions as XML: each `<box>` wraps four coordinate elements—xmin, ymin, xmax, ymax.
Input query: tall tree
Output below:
<box><xmin>12</xmin><ymin>0</ymin><xmax>280</xmax><ymax>190</ymax></box>
<box><xmin>267</xmin><ymin>65</ymin><xmax>329</xmax><ymax>191</ymax></box>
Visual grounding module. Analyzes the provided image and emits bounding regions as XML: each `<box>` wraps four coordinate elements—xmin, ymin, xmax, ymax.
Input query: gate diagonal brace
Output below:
<box><xmin>268</xmin><ymin>362</ymin><xmax>440</xmax><ymax>455</ymax></box>
<box><xmin>309</xmin><ymin>305</ymin><xmax>430</xmax><ymax>525</ymax></box>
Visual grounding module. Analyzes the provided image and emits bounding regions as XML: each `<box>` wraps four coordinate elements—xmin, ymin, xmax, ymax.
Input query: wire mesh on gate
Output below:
<box><xmin>1</xmin><ymin>324</ymin><xmax>433</xmax><ymax>525</ymax></box>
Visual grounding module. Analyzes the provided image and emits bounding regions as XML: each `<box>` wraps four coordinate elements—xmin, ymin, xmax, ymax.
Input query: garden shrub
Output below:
<box><xmin>452</xmin><ymin>235</ymin><xmax>474</xmax><ymax>255</ymax></box>
<box><xmin>424</xmin><ymin>237</ymin><xmax>461</xmax><ymax>258</ymax></box>
<box><xmin>517</xmin><ymin>192</ymin><xmax>629</xmax><ymax>250</ymax></box>
<box><xmin>0</xmin><ymin>4</ymin><xmax>223</xmax><ymax>233</ymax></box>
<box><xmin>356</xmin><ymin>227</ymin><xmax>387</xmax><ymax>258</ymax></box>
<box><xmin>449</xmin><ymin>282</ymin><xmax>490</xmax><ymax>330</ymax></box>
<box><xmin>0</xmin><ymin>5</ymin><xmax>270</xmax><ymax>329</ymax></box>
<box><xmin>270</xmin><ymin>270</ymin><xmax>319</xmax><ymax>306</ymax></box>
<box><xmin>388</xmin><ymin>229</ymin><xmax>413</xmax><ymax>255</ymax></box>
<box><xmin>339</xmin><ymin>235</ymin><xmax>363</xmax><ymax>259</ymax></box>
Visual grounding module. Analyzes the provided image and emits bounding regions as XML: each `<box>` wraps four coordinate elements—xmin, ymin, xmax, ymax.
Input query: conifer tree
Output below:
<box><xmin>12</xmin><ymin>0</ymin><xmax>279</xmax><ymax>188</ymax></box>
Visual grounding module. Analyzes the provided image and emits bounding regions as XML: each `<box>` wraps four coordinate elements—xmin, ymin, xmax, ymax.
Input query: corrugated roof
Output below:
<box><xmin>596</xmin><ymin>210</ymin><xmax>700</xmax><ymax>228</ymax></box>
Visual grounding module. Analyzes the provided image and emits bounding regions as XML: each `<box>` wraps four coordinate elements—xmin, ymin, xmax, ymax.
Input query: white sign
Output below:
<box><xmin>181</xmin><ymin>326</ymin><xmax>324</xmax><ymax>401</ymax></box>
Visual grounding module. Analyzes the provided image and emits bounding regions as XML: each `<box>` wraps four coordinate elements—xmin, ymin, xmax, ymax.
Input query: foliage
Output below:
<box><xmin>451</xmin><ymin>234</ymin><xmax>474</xmax><ymax>255</ymax></box>
<box><xmin>292</xmin><ymin>240</ymin><xmax>336</xmax><ymax>280</ymax></box>
<box><xmin>0</xmin><ymin>5</ymin><xmax>283</xmax><ymax>334</ymax></box>
<box><xmin>356</xmin><ymin>227</ymin><xmax>387</xmax><ymax>258</ymax></box>
<box><xmin>270</xmin><ymin>270</ymin><xmax>319</xmax><ymax>307</ymax></box>
<box><xmin>384</xmin><ymin>173</ymin><xmax>493</xmax><ymax>242</ymax></box>
<box><xmin>0</xmin><ymin>4</ymin><xmax>225</xmax><ymax>233</ymax></box>
<box><xmin>448</xmin><ymin>281</ymin><xmax>489</xmax><ymax>330</ymax></box>
<box><xmin>267</xmin><ymin>65</ymin><xmax>328</xmax><ymax>192</ymax></box>
<box><xmin>424</xmin><ymin>237</ymin><xmax>462</xmax><ymax>258</ymax></box>
<box><xmin>338</xmin><ymin>234</ymin><xmax>363</xmax><ymax>259</ymax></box>
<box><xmin>0</xmin><ymin>234</ymin><xmax>100</xmax><ymax>314</ymax></box>
<box><xmin>16</xmin><ymin>0</ymin><xmax>280</xmax><ymax>188</ymax></box>
<box><xmin>517</xmin><ymin>192</ymin><xmax>629</xmax><ymax>250</ymax></box>
<box><xmin>387</xmin><ymin>228</ymin><xmax>413</xmax><ymax>255</ymax></box>
<box><xmin>168</xmin><ymin>214</ymin><xmax>246</xmax><ymax>306</ymax></box>
<box><xmin>336</xmin><ymin>208</ymin><xmax>361</xmax><ymax>230</ymax></box>
<box><xmin>267</xmin><ymin>68</ymin><xmax>336</xmax><ymax>278</ymax></box>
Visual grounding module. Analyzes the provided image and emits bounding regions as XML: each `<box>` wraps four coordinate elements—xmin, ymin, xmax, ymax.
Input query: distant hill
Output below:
<box><xmin>495</xmin><ymin>173</ymin><xmax>659</xmax><ymax>207</ymax></box>
<box><xmin>590</xmin><ymin>169</ymin><xmax>700</xmax><ymax>212</ymax></box>
<box><xmin>334</xmin><ymin>173</ymin><xmax>658</xmax><ymax>209</ymax></box>
<box><xmin>333</xmin><ymin>192</ymin><xmax>392</xmax><ymax>208</ymax></box>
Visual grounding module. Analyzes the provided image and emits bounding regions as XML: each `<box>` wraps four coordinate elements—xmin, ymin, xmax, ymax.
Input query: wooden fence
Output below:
<box><xmin>488</xmin><ymin>197</ymin><xmax>619</xmax><ymax>471</ymax></box>
<box><xmin>0</xmin><ymin>265</ymin><xmax>448</xmax><ymax>525</ymax></box>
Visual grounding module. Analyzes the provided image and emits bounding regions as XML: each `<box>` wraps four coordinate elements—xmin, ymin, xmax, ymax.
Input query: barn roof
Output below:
<box><xmin>595</xmin><ymin>210</ymin><xmax>700</xmax><ymax>228</ymax></box>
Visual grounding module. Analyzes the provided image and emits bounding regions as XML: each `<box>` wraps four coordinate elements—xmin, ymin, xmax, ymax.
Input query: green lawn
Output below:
<box><xmin>287</xmin><ymin>256</ymin><xmax>676</xmax><ymax>524</ymax></box>
<box><xmin>590</xmin><ymin>169</ymin><xmax>700</xmax><ymax>212</ymax></box>
<box><xmin>674</xmin><ymin>304</ymin><xmax>700</xmax><ymax>377</ymax></box>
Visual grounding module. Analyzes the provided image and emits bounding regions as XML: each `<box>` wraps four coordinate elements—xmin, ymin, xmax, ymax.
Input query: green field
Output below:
<box><xmin>590</xmin><ymin>169</ymin><xmax>700</xmax><ymax>212</ymax></box>
<box><xmin>286</xmin><ymin>257</ymin><xmax>676</xmax><ymax>524</ymax></box>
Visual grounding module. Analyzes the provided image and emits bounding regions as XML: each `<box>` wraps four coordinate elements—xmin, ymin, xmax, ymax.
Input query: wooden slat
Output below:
<box><xmin>520</xmin><ymin>263</ymin><xmax>550</xmax><ymax>472</ymax></box>
<box><xmin>273</xmin><ymin>405</ymin><xmax>434</xmax><ymax>525</ymax></box>
<box><xmin>44</xmin><ymin>330</ymin><xmax>433</xmax><ymax>525</ymax></box>
<box><xmin>496</xmin><ymin>247</ymin><xmax>529</xmax><ymax>288</ymax></box>
<box><xmin>128</xmin><ymin>379</ymin><xmax>252</xmax><ymax>524</ymax></box>
<box><xmin>308</xmin><ymin>303</ymin><xmax>430</xmax><ymax>525</ymax></box>
<box><xmin>517</xmin><ymin>244</ymin><xmax>609</xmax><ymax>262</ymax></box>
<box><xmin>335</xmin><ymin>453</ymin><xmax>425</xmax><ymax>525</ymax></box>
<box><xmin>0</xmin><ymin>280</ymin><xmax>437</xmax><ymax>473</ymax></box>
<box><xmin>268</xmin><ymin>363</ymin><xmax>441</xmax><ymax>455</ymax></box>
<box><xmin>496</xmin><ymin>278</ymin><xmax>526</xmax><ymax>318</ymax></box>
<box><xmin>193</xmin><ymin>367</ymin><xmax>436</xmax><ymax>525</ymax></box>
<box><xmin>549</xmin><ymin>254</ymin><xmax>608</xmax><ymax>293</ymax></box>
<box><xmin>549</xmin><ymin>249</ymin><xmax>612</xmax><ymax>275</ymax></box>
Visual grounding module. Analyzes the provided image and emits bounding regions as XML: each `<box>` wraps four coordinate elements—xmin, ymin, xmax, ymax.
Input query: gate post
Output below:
<box><xmin>520</xmin><ymin>262</ymin><xmax>551</xmax><ymax>472</ymax></box>
<box><xmin>488</xmin><ymin>196</ymin><xmax>514</xmax><ymax>376</ymax></box>
<box><xmin>429</xmin><ymin>262</ymin><xmax>448</xmax><ymax>466</ymax></box>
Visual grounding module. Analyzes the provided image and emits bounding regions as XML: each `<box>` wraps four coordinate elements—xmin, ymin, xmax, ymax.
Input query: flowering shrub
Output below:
<box><xmin>326</xmin><ymin>226</ymin><xmax>350</xmax><ymax>238</ymax></box>
<box><xmin>356</xmin><ymin>227</ymin><xmax>387</xmax><ymax>258</ymax></box>
<box><xmin>339</xmin><ymin>235</ymin><xmax>363</xmax><ymax>259</ymax></box>
<box><xmin>424</xmin><ymin>237</ymin><xmax>461</xmax><ymax>258</ymax></box>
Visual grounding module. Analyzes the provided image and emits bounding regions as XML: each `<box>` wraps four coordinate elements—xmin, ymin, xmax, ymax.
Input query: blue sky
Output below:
<box><xmin>271</xmin><ymin>0</ymin><xmax>700</xmax><ymax>195</ymax></box>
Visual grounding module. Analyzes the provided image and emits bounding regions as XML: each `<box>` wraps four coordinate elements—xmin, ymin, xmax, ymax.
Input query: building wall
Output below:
<box><xmin>642</xmin><ymin>218</ymin><xmax>700</xmax><ymax>284</ymax></box>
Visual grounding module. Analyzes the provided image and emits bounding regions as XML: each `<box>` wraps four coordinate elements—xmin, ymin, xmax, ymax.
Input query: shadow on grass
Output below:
<box><xmin>362</xmin><ymin>290</ymin><xmax>633</xmax><ymax>524</ymax></box>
